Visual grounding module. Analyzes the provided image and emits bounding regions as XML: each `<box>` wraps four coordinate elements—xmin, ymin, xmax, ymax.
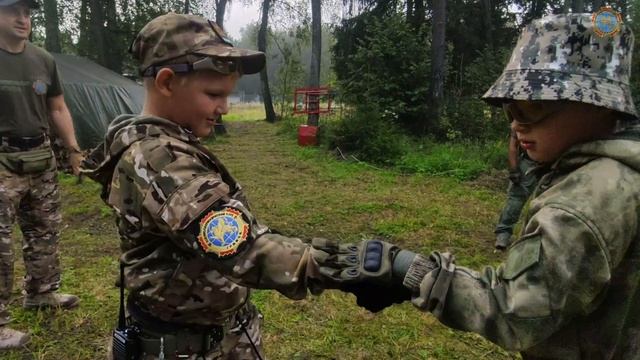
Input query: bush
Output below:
<box><xmin>333</xmin><ymin>13</ymin><xmax>432</xmax><ymax>133</ymax></box>
<box><xmin>323</xmin><ymin>106</ymin><xmax>409</xmax><ymax>165</ymax></box>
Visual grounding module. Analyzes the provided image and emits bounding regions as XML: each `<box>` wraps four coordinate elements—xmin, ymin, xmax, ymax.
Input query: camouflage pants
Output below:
<box><xmin>107</xmin><ymin>302</ymin><xmax>264</xmax><ymax>360</ymax></box>
<box><xmin>0</xmin><ymin>149</ymin><xmax>61</xmax><ymax>325</ymax></box>
<box><xmin>495</xmin><ymin>156</ymin><xmax>539</xmax><ymax>236</ymax></box>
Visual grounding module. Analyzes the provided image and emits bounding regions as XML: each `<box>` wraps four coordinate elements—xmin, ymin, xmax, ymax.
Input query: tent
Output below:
<box><xmin>52</xmin><ymin>53</ymin><xmax>144</xmax><ymax>149</ymax></box>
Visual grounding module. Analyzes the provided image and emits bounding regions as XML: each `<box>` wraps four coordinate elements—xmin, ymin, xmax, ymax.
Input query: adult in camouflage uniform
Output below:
<box><xmin>0</xmin><ymin>0</ymin><xmax>81</xmax><ymax>349</ymax></box>
<box><xmin>84</xmin><ymin>13</ymin><xmax>330</xmax><ymax>360</ymax></box>
<box><xmin>494</xmin><ymin>127</ymin><xmax>539</xmax><ymax>250</ymax></box>
<box><xmin>312</xmin><ymin>12</ymin><xmax>640</xmax><ymax>359</ymax></box>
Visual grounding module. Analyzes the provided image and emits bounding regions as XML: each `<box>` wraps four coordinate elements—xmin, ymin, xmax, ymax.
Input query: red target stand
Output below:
<box><xmin>293</xmin><ymin>87</ymin><xmax>333</xmax><ymax>146</ymax></box>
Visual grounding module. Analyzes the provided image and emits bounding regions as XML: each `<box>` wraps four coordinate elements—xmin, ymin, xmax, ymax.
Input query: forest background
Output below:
<box><xmin>31</xmin><ymin>0</ymin><xmax>640</xmax><ymax>177</ymax></box>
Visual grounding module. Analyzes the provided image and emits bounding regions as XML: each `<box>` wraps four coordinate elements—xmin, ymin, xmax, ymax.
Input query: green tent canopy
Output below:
<box><xmin>53</xmin><ymin>53</ymin><xmax>144</xmax><ymax>149</ymax></box>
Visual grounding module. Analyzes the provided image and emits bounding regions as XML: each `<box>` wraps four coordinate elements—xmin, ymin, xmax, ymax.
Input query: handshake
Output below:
<box><xmin>310</xmin><ymin>239</ymin><xmax>439</xmax><ymax>313</ymax></box>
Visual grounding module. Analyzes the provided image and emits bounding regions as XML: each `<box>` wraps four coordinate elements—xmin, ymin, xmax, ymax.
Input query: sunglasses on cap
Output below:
<box><xmin>142</xmin><ymin>56</ymin><xmax>241</xmax><ymax>77</ymax></box>
<box><xmin>502</xmin><ymin>101</ymin><xmax>567</xmax><ymax>124</ymax></box>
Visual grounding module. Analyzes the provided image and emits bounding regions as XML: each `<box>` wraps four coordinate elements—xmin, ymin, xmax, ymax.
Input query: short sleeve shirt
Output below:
<box><xmin>0</xmin><ymin>42</ymin><xmax>63</xmax><ymax>137</ymax></box>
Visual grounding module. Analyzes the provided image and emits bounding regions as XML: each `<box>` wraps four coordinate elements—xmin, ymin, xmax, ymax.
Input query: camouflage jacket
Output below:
<box><xmin>405</xmin><ymin>127</ymin><xmax>640</xmax><ymax>359</ymax></box>
<box><xmin>84</xmin><ymin>115</ymin><xmax>323</xmax><ymax>325</ymax></box>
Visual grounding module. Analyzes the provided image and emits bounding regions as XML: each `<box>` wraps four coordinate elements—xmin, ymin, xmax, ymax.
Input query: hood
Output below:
<box><xmin>81</xmin><ymin>114</ymin><xmax>197</xmax><ymax>199</ymax></box>
<box><xmin>551</xmin><ymin>125</ymin><xmax>640</xmax><ymax>174</ymax></box>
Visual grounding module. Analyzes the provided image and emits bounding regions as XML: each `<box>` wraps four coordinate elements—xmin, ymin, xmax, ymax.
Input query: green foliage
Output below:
<box><xmin>398</xmin><ymin>140</ymin><xmax>508</xmax><ymax>181</ymax></box>
<box><xmin>324</xmin><ymin>106</ymin><xmax>409</xmax><ymax>165</ymax></box>
<box><xmin>333</xmin><ymin>13</ymin><xmax>432</xmax><ymax>133</ymax></box>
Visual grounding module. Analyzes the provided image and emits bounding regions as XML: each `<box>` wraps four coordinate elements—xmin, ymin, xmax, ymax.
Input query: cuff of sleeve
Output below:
<box><xmin>402</xmin><ymin>254</ymin><xmax>433</xmax><ymax>291</ymax></box>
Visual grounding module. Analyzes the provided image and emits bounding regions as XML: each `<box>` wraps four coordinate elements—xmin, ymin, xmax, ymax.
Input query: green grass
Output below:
<box><xmin>3</xmin><ymin>106</ymin><xmax>518</xmax><ymax>359</ymax></box>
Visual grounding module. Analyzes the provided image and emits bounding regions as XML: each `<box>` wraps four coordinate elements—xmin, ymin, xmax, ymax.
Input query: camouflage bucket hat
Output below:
<box><xmin>483</xmin><ymin>12</ymin><xmax>637</xmax><ymax>118</ymax></box>
<box><xmin>0</xmin><ymin>0</ymin><xmax>39</xmax><ymax>8</ymax></box>
<box><xmin>130</xmin><ymin>13</ymin><xmax>265</xmax><ymax>76</ymax></box>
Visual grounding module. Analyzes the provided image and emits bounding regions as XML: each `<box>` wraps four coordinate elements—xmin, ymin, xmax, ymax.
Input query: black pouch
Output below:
<box><xmin>0</xmin><ymin>148</ymin><xmax>53</xmax><ymax>174</ymax></box>
<box><xmin>112</xmin><ymin>325</ymin><xmax>140</xmax><ymax>360</ymax></box>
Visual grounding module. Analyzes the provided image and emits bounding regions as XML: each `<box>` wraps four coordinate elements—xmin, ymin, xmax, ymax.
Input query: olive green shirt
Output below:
<box><xmin>0</xmin><ymin>42</ymin><xmax>63</xmax><ymax>137</ymax></box>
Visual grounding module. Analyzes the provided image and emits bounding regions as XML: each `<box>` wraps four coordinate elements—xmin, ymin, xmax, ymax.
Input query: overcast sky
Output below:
<box><xmin>221</xmin><ymin>2</ymin><xmax>261</xmax><ymax>39</ymax></box>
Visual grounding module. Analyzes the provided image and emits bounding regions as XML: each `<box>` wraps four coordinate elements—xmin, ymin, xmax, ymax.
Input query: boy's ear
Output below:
<box><xmin>154</xmin><ymin>68</ymin><xmax>177</xmax><ymax>97</ymax></box>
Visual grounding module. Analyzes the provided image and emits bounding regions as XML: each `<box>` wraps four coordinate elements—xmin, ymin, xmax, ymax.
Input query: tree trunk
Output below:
<box><xmin>216</xmin><ymin>0</ymin><xmax>228</xmax><ymax>28</ymax></box>
<box><xmin>77</xmin><ymin>0</ymin><xmax>90</xmax><ymax>57</ymax></box>
<box><xmin>104</xmin><ymin>0</ymin><xmax>121</xmax><ymax>72</ymax></box>
<box><xmin>89</xmin><ymin>0</ymin><xmax>106</xmax><ymax>66</ymax></box>
<box><xmin>428</xmin><ymin>0</ymin><xmax>446</xmax><ymax>134</ymax></box>
<box><xmin>481</xmin><ymin>0</ymin><xmax>493</xmax><ymax>48</ymax></box>
<box><xmin>258</xmin><ymin>0</ymin><xmax>277</xmax><ymax>123</ymax></box>
<box><xmin>307</xmin><ymin>0</ymin><xmax>321</xmax><ymax>126</ymax></box>
<box><xmin>572</xmin><ymin>0</ymin><xmax>585</xmax><ymax>12</ymax></box>
<box><xmin>185</xmin><ymin>0</ymin><xmax>190</xmax><ymax>14</ymax></box>
<box><xmin>406</xmin><ymin>0</ymin><xmax>414</xmax><ymax>23</ymax></box>
<box><xmin>413</xmin><ymin>0</ymin><xmax>425</xmax><ymax>29</ymax></box>
<box><xmin>592</xmin><ymin>0</ymin><xmax>603</xmax><ymax>10</ymax></box>
<box><xmin>43</xmin><ymin>0</ymin><xmax>61</xmax><ymax>53</ymax></box>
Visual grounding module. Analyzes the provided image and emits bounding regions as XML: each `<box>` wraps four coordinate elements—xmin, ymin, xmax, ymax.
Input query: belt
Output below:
<box><xmin>128</xmin><ymin>301</ymin><xmax>225</xmax><ymax>358</ymax></box>
<box><xmin>0</xmin><ymin>134</ymin><xmax>46</xmax><ymax>151</ymax></box>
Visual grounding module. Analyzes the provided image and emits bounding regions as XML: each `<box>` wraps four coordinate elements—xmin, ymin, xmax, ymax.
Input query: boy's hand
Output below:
<box><xmin>311</xmin><ymin>239</ymin><xmax>415</xmax><ymax>312</ymax></box>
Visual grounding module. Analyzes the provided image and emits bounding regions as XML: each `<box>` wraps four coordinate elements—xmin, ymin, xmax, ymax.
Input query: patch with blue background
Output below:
<box><xmin>32</xmin><ymin>80</ymin><xmax>47</xmax><ymax>95</ymax></box>
<box><xmin>198</xmin><ymin>207</ymin><xmax>249</xmax><ymax>258</ymax></box>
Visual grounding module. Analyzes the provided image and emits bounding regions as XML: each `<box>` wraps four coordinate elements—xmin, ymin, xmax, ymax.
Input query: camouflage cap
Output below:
<box><xmin>130</xmin><ymin>13</ymin><xmax>265</xmax><ymax>76</ymax></box>
<box><xmin>0</xmin><ymin>0</ymin><xmax>39</xmax><ymax>8</ymax></box>
<box><xmin>483</xmin><ymin>12</ymin><xmax>637</xmax><ymax>118</ymax></box>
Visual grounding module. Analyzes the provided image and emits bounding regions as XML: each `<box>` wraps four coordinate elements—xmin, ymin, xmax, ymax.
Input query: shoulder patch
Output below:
<box><xmin>198</xmin><ymin>207</ymin><xmax>249</xmax><ymax>258</ymax></box>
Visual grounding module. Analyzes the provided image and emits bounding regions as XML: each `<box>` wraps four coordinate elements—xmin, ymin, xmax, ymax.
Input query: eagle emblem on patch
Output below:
<box><xmin>198</xmin><ymin>208</ymin><xmax>249</xmax><ymax>258</ymax></box>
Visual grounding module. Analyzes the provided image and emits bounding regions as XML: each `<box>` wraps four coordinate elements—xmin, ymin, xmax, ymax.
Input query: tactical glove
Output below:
<box><xmin>311</xmin><ymin>239</ymin><xmax>419</xmax><ymax>312</ymax></box>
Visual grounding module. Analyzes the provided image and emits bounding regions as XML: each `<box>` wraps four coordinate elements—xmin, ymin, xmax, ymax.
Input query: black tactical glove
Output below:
<box><xmin>311</xmin><ymin>239</ymin><xmax>419</xmax><ymax>312</ymax></box>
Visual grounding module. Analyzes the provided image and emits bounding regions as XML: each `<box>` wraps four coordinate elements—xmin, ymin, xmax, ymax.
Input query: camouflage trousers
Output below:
<box><xmin>0</xmin><ymin>148</ymin><xmax>61</xmax><ymax>325</ymax></box>
<box><xmin>107</xmin><ymin>302</ymin><xmax>264</xmax><ymax>360</ymax></box>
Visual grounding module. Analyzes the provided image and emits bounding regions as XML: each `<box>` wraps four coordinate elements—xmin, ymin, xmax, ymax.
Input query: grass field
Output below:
<box><xmin>3</xmin><ymin>105</ymin><xmax>519</xmax><ymax>359</ymax></box>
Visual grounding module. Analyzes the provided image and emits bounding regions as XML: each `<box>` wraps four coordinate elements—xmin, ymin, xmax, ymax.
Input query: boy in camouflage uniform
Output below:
<box><xmin>312</xmin><ymin>13</ymin><xmax>640</xmax><ymax>359</ymax></box>
<box><xmin>0</xmin><ymin>0</ymin><xmax>82</xmax><ymax>349</ymax></box>
<box><xmin>84</xmin><ymin>13</ymin><xmax>334</xmax><ymax>360</ymax></box>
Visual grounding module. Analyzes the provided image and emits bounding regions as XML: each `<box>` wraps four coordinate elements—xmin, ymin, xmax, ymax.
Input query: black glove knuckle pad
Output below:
<box><xmin>363</xmin><ymin>240</ymin><xmax>384</xmax><ymax>272</ymax></box>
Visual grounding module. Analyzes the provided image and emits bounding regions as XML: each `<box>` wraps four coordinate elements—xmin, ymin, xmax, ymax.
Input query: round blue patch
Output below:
<box><xmin>198</xmin><ymin>208</ymin><xmax>249</xmax><ymax>257</ymax></box>
<box><xmin>205</xmin><ymin>215</ymin><xmax>240</xmax><ymax>247</ymax></box>
<box><xmin>32</xmin><ymin>80</ymin><xmax>47</xmax><ymax>95</ymax></box>
<box><xmin>592</xmin><ymin>8</ymin><xmax>622</xmax><ymax>37</ymax></box>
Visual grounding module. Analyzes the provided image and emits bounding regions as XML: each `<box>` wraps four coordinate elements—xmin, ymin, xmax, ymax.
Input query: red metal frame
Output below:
<box><xmin>293</xmin><ymin>87</ymin><xmax>333</xmax><ymax>115</ymax></box>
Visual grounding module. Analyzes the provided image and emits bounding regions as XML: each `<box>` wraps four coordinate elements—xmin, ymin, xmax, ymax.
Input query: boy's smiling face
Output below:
<box><xmin>510</xmin><ymin>101</ymin><xmax>617</xmax><ymax>164</ymax></box>
<box><xmin>166</xmin><ymin>69</ymin><xmax>239</xmax><ymax>138</ymax></box>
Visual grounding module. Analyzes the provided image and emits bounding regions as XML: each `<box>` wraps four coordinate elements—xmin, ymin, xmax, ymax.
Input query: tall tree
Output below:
<box><xmin>216</xmin><ymin>0</ymin><xmax>228</xmax><ymax>27</ymax></box>
<box><xmin>77</xmin><ymin>0</ymin><xmax>90</xmax><ymax>56</ymax></box>
<box><xmin>43</xmin><ymin>0</ymin><xmax>61</xmax><ymax>53</ymax></box>
<box><xmin>258</xmin><ymin>0</ymin><xmax>277</xmax><ymax>123</ymax></box>
<box><xmin>104</xmin><ymin>0</ymin><xmax>122</xmax><ymax>72</ymax></box>
<box><xmin>88</xmin><ymin>0</ymin><xmax>107</xmax><ymax>66</ymax></box>
<box><xmin>481</xmin><ymin>0</ymin><xmax>494</xmax><ymax>48</ymax></box>
<box><xmin>185</xmin><ymin>0</ymin><xmax>190</xmax><ymax>13</ymax></box>
<box><xmin>428</xmin><ymin>0</ymin><xmax>446</xmax><ymax>133</ymax></box>
<box><xmin>307</xmin><ymin>0</ymin><xmax>321</xmax><ymax>126</ymax></box>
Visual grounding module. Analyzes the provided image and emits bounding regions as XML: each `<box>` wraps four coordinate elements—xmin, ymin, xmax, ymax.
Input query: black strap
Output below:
<box><xmin>117</xmin><ymin>261</ymin><xmax>126</xmax><ymax>330</ymax></box>
<box><xmin>239</xmin><ymin>319</ymin><xmax>263</xmax><ymax>360</ymax></box>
